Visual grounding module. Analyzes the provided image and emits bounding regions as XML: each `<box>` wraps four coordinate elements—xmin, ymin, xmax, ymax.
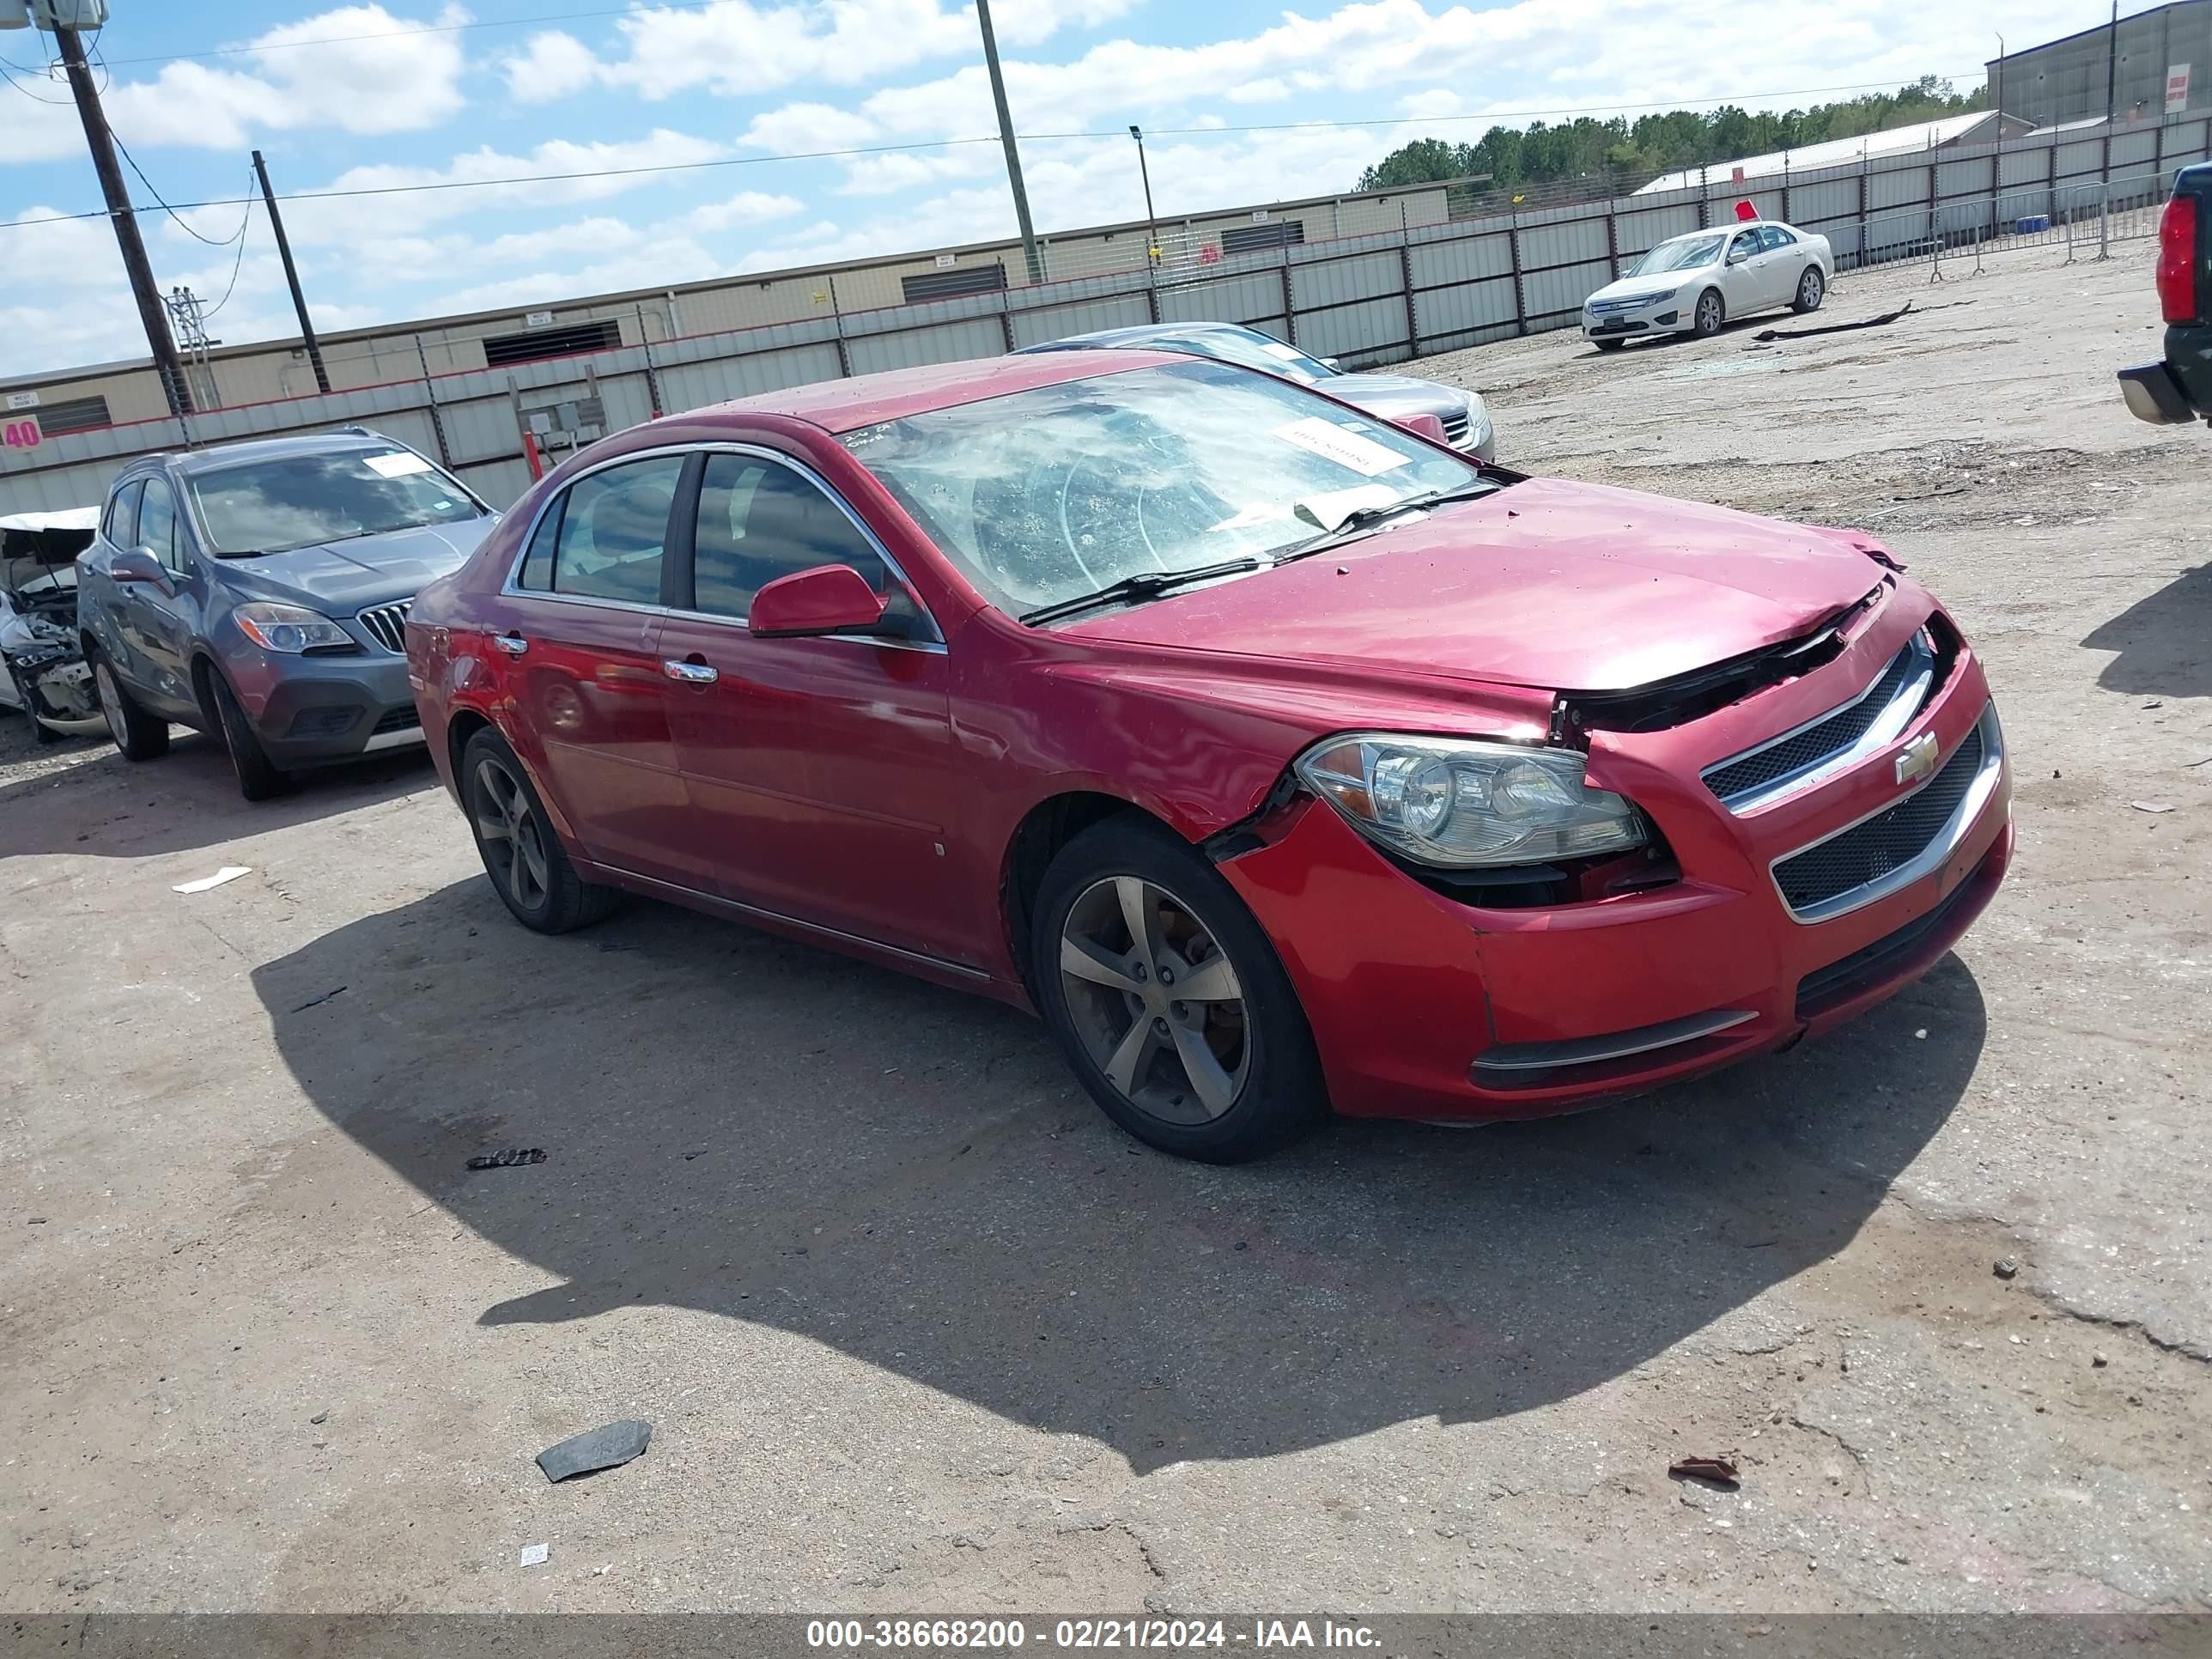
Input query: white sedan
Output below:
<box><xmin>1582</xmin><ymin>220</ymin><xmax>1834</xmax><ymax>349</ymax></box>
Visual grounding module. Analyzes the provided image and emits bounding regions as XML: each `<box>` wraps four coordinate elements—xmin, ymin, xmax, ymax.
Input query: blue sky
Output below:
<box><xmin>0</xmin><ymin>0</ymin><xmax>2114</xmax><ymax>376</ymax></box>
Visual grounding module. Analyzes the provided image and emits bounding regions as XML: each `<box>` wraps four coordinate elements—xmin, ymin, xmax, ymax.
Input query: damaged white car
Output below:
<box><xmin>0</xmin><ymin>507</ymin><xmax>103</xmax><ymax>742</ymax></box>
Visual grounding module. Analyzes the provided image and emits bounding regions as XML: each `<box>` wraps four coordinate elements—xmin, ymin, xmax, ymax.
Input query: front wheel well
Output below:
<box><xmin>1001</xmin><ymin>792</ymin><xmax>1170</xmax><ymax>994</ymax></box>
<box><xmin>187</xmin><ymin>654</ymin><xmax>223</xmax><ymax>732</ymax></box>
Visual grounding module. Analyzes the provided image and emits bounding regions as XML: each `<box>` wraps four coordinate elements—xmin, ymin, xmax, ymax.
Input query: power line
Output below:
<box><xmin>200</xmin><ymin>190</ymin><xmax>255</xmax><ymax>319</ymax></box>
<box><xmin>112</xmin><ymin>133</ymin><xmax>251</xmax><ymax>246</ymax></box>
<box><xmin>0</xmin><ymin>69</ymin><xmax>1999</xmax><ymax>234</ymax></box>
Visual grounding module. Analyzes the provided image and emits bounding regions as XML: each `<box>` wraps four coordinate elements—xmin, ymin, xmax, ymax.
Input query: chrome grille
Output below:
<box><xmin>1771</xmin><ymin>717</ymin><xmax>1988</xmax><ymax>918</ymax></box>
<box><xmin>1587</xmin><ymin>294</ymin><xmax>1656</xmax><ymax>315</ymax></box>
<box><xmin>1439</xmin><ymin>407</ymin><xmax>1472</xmax><ymax>445</ymax></box>
<box><xmin>1703</xmin><ymin>630</ymin><xmax>1937</xmax><ymax>812</ymax></box>
<box><xmin>357</xmin><ymin>599</ymin><xmax>413</xmax><ymax>653</ymax></box>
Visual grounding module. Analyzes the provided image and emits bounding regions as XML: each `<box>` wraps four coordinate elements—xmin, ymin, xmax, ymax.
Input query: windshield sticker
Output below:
<box><xmin>1271</xmin><ymin>417</ymin><xmax>1410</xmax><ymax>477</ymax></box>
<box><xmin>364</xmin><ymin>452</ymin><xmax>435</xmax><ymax>478</ymax></box>
<box><xmin>1261</xmin><ymin>341</ymin><xmax>1305</xmax><ymax>361</ymax></box>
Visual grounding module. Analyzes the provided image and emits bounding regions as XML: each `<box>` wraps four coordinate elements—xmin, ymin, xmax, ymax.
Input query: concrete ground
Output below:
<box><xmin>2</xmin><ymin>240</ymin><xmax>2207</xmax><ymax>1616</ymax></box>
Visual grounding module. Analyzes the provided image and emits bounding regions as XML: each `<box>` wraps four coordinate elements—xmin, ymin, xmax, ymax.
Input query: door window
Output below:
<box><xmin>137</xmin><ymin>477</ymin><xmax>186</xmax><ymax>573</ymax></box>
<box><xmin>549</xmin><ymin>455</ymin><xmax>684</xmax><ymax>605</ymax></box>
<box><xmin>104</xmin><ymin>480</ymin><xmax>143</xmax><ymax>546</ymax></box>
<box><xmin>1759</xmin><ymin>226</ymin><xmax>1797</xmax><ymax>251</ymax></box>
<box><xmin>689</xmin><ymin>454</ymin><xmax>916</xmax><ymax>628</ymax></box>
<box><xmin>1729</xmin><ymin>229</ymin><xmax>1760</xmax><ymax>263</ymax></box>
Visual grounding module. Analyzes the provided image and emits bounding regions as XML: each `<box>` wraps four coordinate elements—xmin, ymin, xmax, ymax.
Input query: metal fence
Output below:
<box><xmin>3</xmin><ymin>115</ymin><xmax>2206</xmax><ymax>519</ymax></box>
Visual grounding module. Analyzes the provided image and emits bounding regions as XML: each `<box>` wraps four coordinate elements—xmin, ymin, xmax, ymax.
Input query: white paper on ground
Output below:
<box><xmin>173</xmin><ymin>866</ymin><xmax>252</xmax><ymax>894</ymax></box>
<box><xmin>1270</xmin><ymin>417</ymin><xmax>1410</xmax><ymax>477</ymax></box>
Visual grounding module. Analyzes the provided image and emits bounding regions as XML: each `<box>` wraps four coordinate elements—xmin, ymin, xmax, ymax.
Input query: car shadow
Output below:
<box><xmin>252</xmin><ymin>879</ymin><xmax>1986</xmax><ymax>1468</ymax></box>
<box><xmin>0</xmin><ymin>728</ymin><xmax>437</xmax><ymax>860</ymax></box>
<box><xmin>2081</xmin><ymin>562</ymin><xmax>2212</xmax><ymax>700</ymax></box>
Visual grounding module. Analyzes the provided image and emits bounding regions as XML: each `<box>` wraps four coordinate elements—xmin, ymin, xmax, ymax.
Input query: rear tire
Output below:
<box><xmin>91</xmin><ymin>650</ymin><xmax>170</xmax><ymax>762</ymax></box>
<box><xmin>461</xmin><ymin>728</ymin><xmax>618</xmax><ymax>933</ymax></box>
<box><xmin>207</xmin><ymin>669</ymin><xmax>287</xmax><ymax>802</ymax></box>
<box><xmin>1691</xmin><ymin>288</ymin><xmax>1725</xmax><ymax>338</ymax></box>
<box><xmin>1792</xmin><ymin>265</ymin><xmax>1826</xmax><ymax>313</ymax></box>
<box><xmin>1031</xmin><ymin>814</ymin><xmax>1327</xmax><ymax>1163</ymax></box>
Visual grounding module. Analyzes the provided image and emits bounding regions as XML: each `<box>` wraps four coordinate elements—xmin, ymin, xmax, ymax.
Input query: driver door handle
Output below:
<box><xmin>663</xmin><ymin>657</ymin><xmax>719</xmax><ymax>684</ymax></box>
<box><xmin>492</xmin><ymin>631</ymin><xmax>528</xmax><ymax>655</ymax></box>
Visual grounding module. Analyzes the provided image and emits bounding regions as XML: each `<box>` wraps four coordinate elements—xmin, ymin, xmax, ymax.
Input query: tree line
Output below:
<box><xmin>1355</xmin><ymin>76</ymin><xmax>1991</xmax><ymax>194</ymax></box>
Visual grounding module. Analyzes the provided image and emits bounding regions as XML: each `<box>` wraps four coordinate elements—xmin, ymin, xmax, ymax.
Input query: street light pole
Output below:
<box><xmin>973</xmin><ymin>0</ymin><xmax>1043</xmax><ymax>285</ymax></box>
<box><xmin>51</xmin><ymin>22</ymin><xmax>194</xmax><ymax>416</ymax></box>
<box><xmin>1129</xmin><ymin>125</ymin><xmax>1158</xmax><ymax>264</ymax></box>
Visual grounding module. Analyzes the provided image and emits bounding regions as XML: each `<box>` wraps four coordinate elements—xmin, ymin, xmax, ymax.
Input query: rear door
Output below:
<box><xmin>1758</xmin><ymin>225</ymin><xmax>1808</xmax><ymax>306</ymax></box>
<box><xmin>495</xmin><ymin>452</ymin><xmax>693</xmax><ymax>883</ymax></box>
<box><xmin>83</xmin><ymin>479</ymin><xmax>163</xmax><ymax>703</ymax></box>
<box><xmin>653</xmin><ymin>447</ymin><xmax>972</xmax><ymax>963</ymax></box>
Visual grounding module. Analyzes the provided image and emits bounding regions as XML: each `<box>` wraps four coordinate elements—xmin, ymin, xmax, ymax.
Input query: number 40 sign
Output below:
<box><xmin>3</xmin><ymin>416</ymin><xmax>41</xmax><ymax>451</ymax></box>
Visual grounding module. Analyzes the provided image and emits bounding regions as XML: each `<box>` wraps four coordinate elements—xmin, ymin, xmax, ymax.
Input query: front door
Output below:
<box><xmin>654</xmin><ymin>449</ymin><xmax>970</xmax><ymax>963</ymax></box>
<box><xmin>495</xmin><ymin>453</ymin><xmax>692</xmax><ymax>883</ymax></box>
<box><xmin>125</xmin><ymin>476</ymin><xmax>205</xmax><ymax>718</ymax></box>
<box><xmin>1720</xmin><ymin>226</ymin><xmax>1766</xmax><ymax>316</ymax></box>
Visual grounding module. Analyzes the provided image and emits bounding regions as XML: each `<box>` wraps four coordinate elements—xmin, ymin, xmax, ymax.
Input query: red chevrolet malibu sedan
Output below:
<box><xmin>407</xmin><ymin>350</ymin><xmax>2011</xmax><ymax>1162</ymax></box>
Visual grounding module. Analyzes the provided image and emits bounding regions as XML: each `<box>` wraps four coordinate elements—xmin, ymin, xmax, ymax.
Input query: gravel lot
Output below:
<box><xmin>3</xmin><ymin>240</ymin><xmax>2207</xmax><ymax>1616</ymax></box>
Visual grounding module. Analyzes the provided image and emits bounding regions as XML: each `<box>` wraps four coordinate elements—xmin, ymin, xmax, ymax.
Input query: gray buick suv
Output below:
<box><xmin>77</xmin><ymin>428</ymin><xmax>498</xmax><ymax>799</ymax></box>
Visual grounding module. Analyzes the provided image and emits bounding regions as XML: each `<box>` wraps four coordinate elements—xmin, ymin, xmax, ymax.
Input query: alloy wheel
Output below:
<box><xmin>1698</xmin><ymin>293</ymin><xmax>1723</xmax><ymax>332</ymax></box>
<box><xmin>1800</xmin><ymin>270</ymin><xmax>1822</xmax><ymax>307</ymax></box>
<box><xmin>95</xmin><ymin>662</ymin><xmax>128</xmax><ymax>750</ymax></box>
<box><xmin>1057</xmin><ymin>874</ymin><xmax>1249</xmax><ymax>1126</ymax></box>
<box><xmin>472</xmin><ymin>757</ymin><xmax>550</xmax><ymax>912</ymax></box>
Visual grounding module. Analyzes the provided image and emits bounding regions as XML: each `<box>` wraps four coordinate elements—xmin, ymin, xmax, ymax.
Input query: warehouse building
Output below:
<box><xmin>1984</xmin><ymin>0</ymin><xmax>2209</xmax><ymax>129</ymax></box>
<box><xmin>0</xmin><ymin>176</ymin><xmax>1462</xmax><ymax>436</ymax></box>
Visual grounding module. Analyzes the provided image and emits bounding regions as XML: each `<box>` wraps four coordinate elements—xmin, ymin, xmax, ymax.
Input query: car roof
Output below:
<box><xmin>167</xmin><ymin>429</ymin><xmax>400</xmax><ymax>477</ymax></box>
<box><xmin>1013</xmin><ymin>319</ymin><xmax>1257</xmax><ymax>354</ymax></box>
<box><xmin>693</xmin><ymin>348</ymin><xmax>1182</xmax><ymax>434</ymax></box>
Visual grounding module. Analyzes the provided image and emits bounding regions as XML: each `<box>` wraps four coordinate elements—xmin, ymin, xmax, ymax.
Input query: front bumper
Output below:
<box><xmin>226</xmin><ymin>648</ymin><xmax>426</xmax><ymax>767</ymax></box>
<box><xmin>1219</xmin><ymin>599</ymin><xmax>2012</xmax><ymax>1121</ymax></box>
<box><xmin>1583</xmin><ymin>303</ymin><xmax>1684</xmax><ymax>342</ymax></box>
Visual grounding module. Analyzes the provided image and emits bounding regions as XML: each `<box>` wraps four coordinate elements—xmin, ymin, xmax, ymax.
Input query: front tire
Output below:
<box><xmin>92</xmin><ymin>650</ymin><xmax>170</xmax><ymax>762</ymax></box>
<box><xmin>461</xmin><ymin>728</ymin><xmax>617</xmax><ymax>933</ymax></box>
<box><xmin>1691</xmin><ymin>288</ymin><xmax>1725</xmax><ymax>338</ymax></box>
<box><xmin>1594</xmin><ymin>337</ymin><xmax>1626</xmax><ymax>353</ymax></box>
<box><xmin>207</xmin><ymin>669</ymin><xmax>287</xmax><ymax>801</ymax></box>
<box><xmin>1792</xmin><ymin>265</ymin><xmax>1826</xmax><ymax>313</ymax></box>
<box><xmin>1032</xmin><ymin>815</ymin><xmax>1327</xmax><ymax>1163</ymax></box>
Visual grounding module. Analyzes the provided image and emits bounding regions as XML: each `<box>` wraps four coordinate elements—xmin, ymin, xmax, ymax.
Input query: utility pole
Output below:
<box><xmin>52</xmin><ymin>23</ymin><xmax>194</xmax><ymax>416</ymax></box>
<box><xmin>974</xmin><ymin>0</ymin><xmax>1042</xmax><ymax>285</ymax></box>
<box><xmin>2105</xmin><ymin>0</ymin><xmax>2119</xmax><ymax>126</ymax></box>
<box><xmin>253</xmin><ymin>149</ymin><xmax>331</xmax><ymax>395</ymax></box>
<box><xmin>1129</xmin><ymin>125</ymin><xmax>1158</xmax><ymax>263</ymax></box>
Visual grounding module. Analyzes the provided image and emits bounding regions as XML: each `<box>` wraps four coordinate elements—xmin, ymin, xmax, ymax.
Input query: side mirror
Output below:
<box><xmin>749</xmin><ymin>563</ymin><xmax>892</xmax><ymax>640</ymax></box>
<box><xmin>1727</xmin><ymin>248</ymin><xmax>1749</xmax><ymax>264</ymax></box>
<box><xmin>110</xmin><ymin>549</ymin><xmax>170</xmax><ymax>593</ymax></box>
<box><xmin>1393</xmin><ymin>411</ymin><xmax>1449</xmax><ymax>444</ymax></box>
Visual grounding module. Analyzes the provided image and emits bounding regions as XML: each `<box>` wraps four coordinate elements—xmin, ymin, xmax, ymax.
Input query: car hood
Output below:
<box><xmin>1584</xmin><ymin>270</ymin><xmax>1707</xmax><ymax>307</ymax></box>
<box><xmin>1058</xmin><ymin>477</ymin><xmax>1887</xmax><ymax>694</ymax></box>
<box><xmin>1334</xmin><ymin>372</ymin><xmax>1479</xmax><ymax>418</ymax></box>
<box><xmin>227</xmin><ymin>518</ymin><xmax>497</xmax><ymax>609</ymax></box>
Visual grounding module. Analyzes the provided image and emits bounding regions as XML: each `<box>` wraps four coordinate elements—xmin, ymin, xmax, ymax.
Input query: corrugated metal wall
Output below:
<box><xmin>6</xmin><ymin>121</ymin><xmax>2207</xmax><ymax>518</ymax></box>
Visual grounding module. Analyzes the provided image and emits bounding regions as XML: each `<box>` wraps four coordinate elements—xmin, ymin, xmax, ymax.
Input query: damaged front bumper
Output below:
<box><xmin>2</xmin><ymin>629</ymin><xmax>101</xmax><ymax>737</ymax></box>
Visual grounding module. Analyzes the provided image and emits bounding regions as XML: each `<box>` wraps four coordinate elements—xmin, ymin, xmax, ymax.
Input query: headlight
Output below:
<box><xmin>1296</xmin><ymin>733</ymin><xmax>1648</xmax><ymax>869</ymax></box>
<box><xmin>1461</xmin><ymin>392</ymin><xmax>1492</xmax><ymax>441</ymax></box>
<box><xmin>234</xmin><ymin>602</ymin><xmax>355</xmax><ymax>653</ymax></box>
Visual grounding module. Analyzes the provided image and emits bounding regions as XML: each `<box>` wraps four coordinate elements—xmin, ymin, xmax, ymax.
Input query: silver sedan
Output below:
<box><xmin>1582</xmin><ymin>220</ymin><xmax>1835</xmax><ymax>349</ymax></box>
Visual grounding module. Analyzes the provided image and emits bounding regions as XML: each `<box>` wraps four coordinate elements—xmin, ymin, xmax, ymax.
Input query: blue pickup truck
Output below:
<box><xmin>2119</xmin><ymin>160</ymin><xmax>2212</xmax><ymax>425</ymax></box>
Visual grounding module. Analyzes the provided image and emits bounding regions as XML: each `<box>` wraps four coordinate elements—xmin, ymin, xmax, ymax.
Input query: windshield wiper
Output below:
<box><xmin>1019</xmin><ymin>557</ymin><xmax>1269</xmax><ymax>625</ymax></box>
<box><xmin>1282</xmin><ymin>480</ymin><xmax>1501</xmax><ymax>555</ymax></box>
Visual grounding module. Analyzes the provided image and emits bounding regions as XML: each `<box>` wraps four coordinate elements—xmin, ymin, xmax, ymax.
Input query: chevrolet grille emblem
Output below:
<box><xmin>1894</xmin><ymin>732</ymin><xmax>1939</xmax><ymax>786</ymax></box>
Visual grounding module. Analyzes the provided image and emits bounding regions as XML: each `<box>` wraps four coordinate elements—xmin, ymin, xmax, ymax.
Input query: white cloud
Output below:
<box><xmin>500</xmin><ymin>29</ymin><xmax>600</xmax><ymax>101</ymax></box>
<box><xmin>738</xmin><ymin>101</ymin><xmax>887</xmax><ymax>155</ymax></box>
<box><xmin>94</xmin><ymin>5</ymin><xmax>471</xmax><ymax>153</ymax></box>
<box><xmin>680</xmin><ymin>190</ymin><xmax>809</xmax><ymax>232</ymax></box>
<box><xmin>501</xmin><ymin>0</ymin><xmax>1139</xmax><ymax>105</ymax></box>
